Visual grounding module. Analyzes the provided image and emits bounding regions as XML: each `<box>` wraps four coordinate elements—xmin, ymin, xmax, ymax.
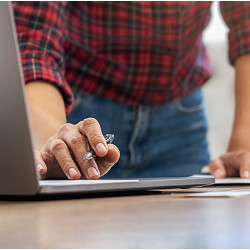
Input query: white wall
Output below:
<box><xmin>202</xmin><ymin>1</ymin><xmax>235</xmax><ymax>159</ymax></box>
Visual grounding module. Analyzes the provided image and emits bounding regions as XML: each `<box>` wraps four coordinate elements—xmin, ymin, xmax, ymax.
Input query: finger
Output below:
<box><xmin>239</xmin><ymin>153</ymin><xmax>250</xmax><ymax>178</ymax></box>
<box><xmin>46</xmin><ymin>138</ymin><xmax>81</xmax><ymax>180</ymax></box>
<box><xmin>96</xmin><ymin>144</ymin><xmax>120</xmax><ymax>176</ymax></box>
<box><xmin>78</xmin><ymin>118</ymin><xmax>108</xmax><ymax>157</ymax></box>
<box><xmin>209</xmin><ymin>158</ymin><xmax>226</xmax><ymax>178</ymax></box>
<box><xmin>34</xmin><ymin>150</ymin><xmax>47</xmax><ymax>175</ymax></box>
<box><xmin>220</xmin><ymin>151</ymin><xmax>245</xmax><ymax>177</ymax></box>
<box><xmin>58</xmin><ymin>125</ymin><xmax>100</xmax><ymax>179</ymax></box>
<box><xmin>82</xmin><ymin>159</ymin><xmax>100</xmax><ymax>179</ymax></box>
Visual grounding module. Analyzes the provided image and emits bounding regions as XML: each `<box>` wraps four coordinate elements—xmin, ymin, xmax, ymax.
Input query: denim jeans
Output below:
<box><xmin>67</xmin><ymin>88</ymin><xmax>210</xmax><ymax>178</ymax></box>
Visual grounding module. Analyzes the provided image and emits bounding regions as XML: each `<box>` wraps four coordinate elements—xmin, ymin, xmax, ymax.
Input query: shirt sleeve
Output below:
<box><xmin>12</xmin><ymin>1</ymin><xmax>73</xmax><ymax>114</ymax></box>
<box><xmin>220</xmin><ymin>2</ymin><xmax>250</xmax><ymax>65</ymax></box>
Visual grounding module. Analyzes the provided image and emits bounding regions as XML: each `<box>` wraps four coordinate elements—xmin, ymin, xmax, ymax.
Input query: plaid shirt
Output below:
<box><xmin>13</xmin><ymin>1</ymin><xmax>250</xmax><ymax>114</ymax></box>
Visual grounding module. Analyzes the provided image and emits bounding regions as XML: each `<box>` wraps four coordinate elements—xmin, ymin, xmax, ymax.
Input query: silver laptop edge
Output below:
<box><xmin>0</xmin><ymin>2</ymin><xmax>215</xmax><ymax>196</ymax></box>
<box><xmin>0</xmin><ymin>2</ymin><xmax>39</xmax><ymax>195</ymax></box>
<box><xmin>40</xmin><ymin>177</ymin><xmax>214</xmax><ymax>194</ymax></box>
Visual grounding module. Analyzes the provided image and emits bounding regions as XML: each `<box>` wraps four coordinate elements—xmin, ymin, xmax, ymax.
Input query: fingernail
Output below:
<box><xmin>244</xmin><ymin>170</ymin><xmax>250</xmax><ymax>178</ymax></box>
<box><xmin>69</xmin><ymin>168</ymin><xmax>79</xmax><ymax>178</ymax></box>
<box><xmin>96</xmin><ymin>143</ymin><xmax>107</xmax><ymax>155</ymax></box>
<box><xmin>37</xmin><ymin>164</ymin><xmax>43</xmax><ymax>173</ymax></box>
<box><xmin>214</xmin><ymin>169</ymin><xmax>223</xmax><ymax>178</ymax></box>
<box><xmin>87</xmin><ymin>167</ymin><xmax>98</xmax><ymax>178</ymax></box>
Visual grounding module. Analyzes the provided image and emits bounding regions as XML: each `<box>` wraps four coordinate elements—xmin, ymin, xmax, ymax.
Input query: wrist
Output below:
<box><xmin>25</xmin><ymin>81</ymin><xmax>67</xmax><ymax>150</ymax></box>
<box><xmin>228</xmin><ymin>126</ymin><xmax>250</xmax><ymax>152</ymax></box>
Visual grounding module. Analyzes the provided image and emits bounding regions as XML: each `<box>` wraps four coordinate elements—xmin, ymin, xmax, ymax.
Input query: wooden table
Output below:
<box><xmin>1</xmin><ymin>185</ymin><xmax>250</xmax><ymax>248</ymax></box>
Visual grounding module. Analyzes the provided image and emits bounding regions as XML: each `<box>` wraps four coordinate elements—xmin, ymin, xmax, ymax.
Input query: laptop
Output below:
<box><xmin>0</xmin><ymin>2</ymin><xmax>214</xmax><ymax>196</ymax></box>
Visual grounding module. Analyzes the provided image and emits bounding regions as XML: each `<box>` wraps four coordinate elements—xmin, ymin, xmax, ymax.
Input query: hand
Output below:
<box><xmin>34</xmin><ymin>118</ymin><xmax>120</xmax><ymax>179</ymax></box>
<box><xmin>209</xmin><ymin>150</ymin><xmax>250</xmax><ymax>179</ymax></box>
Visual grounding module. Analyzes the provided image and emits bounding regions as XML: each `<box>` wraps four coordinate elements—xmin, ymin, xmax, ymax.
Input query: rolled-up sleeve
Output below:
<box><xmin>12</xmin><ymin>1</ymin><xmax>73</xmax><ymax>114</ymax></box>
<box><xmin>220</xmin><ymin>2</ymin><xmax>250</xmax><ymax>65</ymax></box>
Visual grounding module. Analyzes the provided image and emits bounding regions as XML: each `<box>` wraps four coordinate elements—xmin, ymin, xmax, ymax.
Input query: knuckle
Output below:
<box><xmin>50</xmin><ymin>139</ymin><xmax>66</xmax><ymax>152</ymax></box>
<box><xmin>61</xmin><ymin>161</ymin><xmax>73</xmax><ymax>171</ymax></box>
<box><xmin>58</xmin><ymin>123</ymin><xmax>74</xmax><ymax>134</ymax></box>
<box><xmin>41</xmin><ymin>151</ymin><xmax>53</xmax><ymax>164</ymax></box>
<box><xmin>89</xmin><ymin>134</ymin><xmax>104</xmax><ymax>143</ymax></box>
<box><xmin>83</xmin><ymin>118</ymin><xmax>99</xmax><ymax>129</ymax></box>
<box><xmin>81</xmin><ymin>161</ymin><xmax>94</xmax><ymax>171</ymax></box>
<box><xmin>209</xmin><ymin>159</ymin><xmax>220</xmax><ymax>172</ymax></box>
<box><xmin>213</xmin><ymin>158</ymin><xmax>221</xmax><ymax>164</ymax></box>
<box><xmin>237</xmin><ymin>150</ymin><xmax>248</xmax><ymax>160</ymax></box>
<box><xmin>238</xmin><ymin>149</ymin><xmax>247</xmax><ymax>155</ymax></box>
<box><xmin>69</xmin><ymin>135</ymin><xmax>83</xmax><ymax>146</ymax></box>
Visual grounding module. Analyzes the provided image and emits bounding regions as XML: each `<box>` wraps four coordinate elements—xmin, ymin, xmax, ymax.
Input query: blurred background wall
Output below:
<box><xmin>202</xmin><ymin>1</ymin><xmax>235</xmax><ymax>160</ymax></box>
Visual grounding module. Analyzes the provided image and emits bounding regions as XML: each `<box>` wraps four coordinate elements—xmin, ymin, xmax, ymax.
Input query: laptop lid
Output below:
<box><xmin>0</xmin><ymin>2</ymin><xmax>39</xmax><ymax>195</ymax></box>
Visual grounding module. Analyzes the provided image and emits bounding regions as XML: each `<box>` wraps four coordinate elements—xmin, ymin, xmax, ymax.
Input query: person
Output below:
<box><xmin>13</xmin><ymin>1</ymin><xmax>250</xmax><ymax>179</ymax></box>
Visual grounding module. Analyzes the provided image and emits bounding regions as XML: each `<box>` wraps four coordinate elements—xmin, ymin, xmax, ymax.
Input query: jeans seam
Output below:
<box><xmin>123</xmin><ymin>106</ymin><xmax>144</xmax><ymax>175</ymax></box>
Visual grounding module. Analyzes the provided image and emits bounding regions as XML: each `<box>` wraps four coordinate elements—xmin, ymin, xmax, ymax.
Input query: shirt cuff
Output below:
<box><xmin>20</xmin><ymin>52</ymin><xmax>73</xmax><ymax>114</ymax></box>
<box><xmin>228</xmin><ymin>24</ymin><xmax>250</xmax><ymax>65</ymax></box>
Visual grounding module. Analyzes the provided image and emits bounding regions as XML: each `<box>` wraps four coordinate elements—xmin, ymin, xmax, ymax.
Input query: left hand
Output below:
<box><xmin>210</xmin><ymin>55</ymin><xmax>250</xmax><ymax>179</ymax></box>
<box><xmin>209</xmin><ymin>150</ymin><xmax>250</xmax><ymax>178</ymax></box>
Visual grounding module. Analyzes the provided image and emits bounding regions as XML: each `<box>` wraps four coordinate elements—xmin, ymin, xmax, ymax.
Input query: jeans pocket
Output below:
<box><xmin>176</xmin><ymin>88</ymin><xmax>204</xmax><ymax>113</ymax></box>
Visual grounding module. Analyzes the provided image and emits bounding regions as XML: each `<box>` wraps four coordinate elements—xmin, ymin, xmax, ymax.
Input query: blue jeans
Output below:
<box><xmin>67</xmin><ymin>88</ymin><xmax>210</xmax><ymax>178</ymax></box>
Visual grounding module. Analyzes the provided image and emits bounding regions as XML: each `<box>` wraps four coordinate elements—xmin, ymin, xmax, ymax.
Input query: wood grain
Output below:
<box><xmin>1</xmin><ymin>186</ymin><xmax>250</xmax><ymax>248</ymax></box>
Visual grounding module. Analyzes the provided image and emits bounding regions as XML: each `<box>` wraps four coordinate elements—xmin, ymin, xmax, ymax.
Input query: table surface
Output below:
<box><xmin>1</xmin><ymin>185</ymin><xmax>250</xmax><ymax>249</ymax></box>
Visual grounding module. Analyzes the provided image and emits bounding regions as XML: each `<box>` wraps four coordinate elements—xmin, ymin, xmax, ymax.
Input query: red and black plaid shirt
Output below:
<box><xmin>13</xmin><ymin>1</ymin><xmax>250</xmax><ymax>114</ymax></box>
